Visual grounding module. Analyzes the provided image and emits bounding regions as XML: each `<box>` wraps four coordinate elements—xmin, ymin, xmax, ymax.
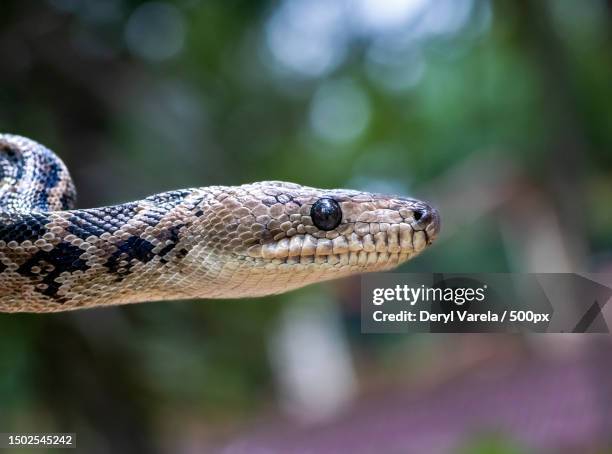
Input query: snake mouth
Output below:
<box><xmin>242</xmin><ymin>220</ymin><xmax>436</xmax><ymax>268</ymax></box>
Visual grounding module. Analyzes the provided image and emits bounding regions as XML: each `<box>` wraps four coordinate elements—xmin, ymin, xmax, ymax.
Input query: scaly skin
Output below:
<box><xmin>0</xmin><ymin>134</ymin><xmax>440</xmax><ymax>312</ymax></box>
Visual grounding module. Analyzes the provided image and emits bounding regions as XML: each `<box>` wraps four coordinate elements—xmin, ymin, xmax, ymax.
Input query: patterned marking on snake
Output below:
<box><xmin>0</xmin><ymin>133</ymin><xmax>441</xmax><ymax>312</ymax></box>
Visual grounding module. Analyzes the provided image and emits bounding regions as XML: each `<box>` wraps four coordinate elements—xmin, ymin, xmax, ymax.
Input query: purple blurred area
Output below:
<box><xmin>221</xmin><ymin>339</ymin><xmax>612</xmax><ymax>453</ymax></box>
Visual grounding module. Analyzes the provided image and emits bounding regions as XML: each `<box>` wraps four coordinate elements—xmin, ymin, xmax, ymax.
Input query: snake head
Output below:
<box><xmin>192</xmin><ymin>181</ymin><xmax>440</xmax><ymax>298</ymax></box>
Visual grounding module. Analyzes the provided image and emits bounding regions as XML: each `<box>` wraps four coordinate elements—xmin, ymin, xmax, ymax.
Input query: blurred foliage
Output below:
<box><xmin>0</xmin><ymin>0</ymin><xmax>611</xmax><ymax>452</ymax></box>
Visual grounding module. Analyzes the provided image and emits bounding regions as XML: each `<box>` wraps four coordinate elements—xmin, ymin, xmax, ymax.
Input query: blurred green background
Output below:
<box><xmin>1</xmin><ymin>0</ymin><xmax>611</xmax><ymax>452</ymax></box>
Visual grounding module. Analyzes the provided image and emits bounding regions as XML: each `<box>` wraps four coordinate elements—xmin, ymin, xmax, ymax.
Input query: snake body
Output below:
<box><xmin>0</xmin><ymin>134</ymin><xmax>440</xmax><ymax>312</ymax></box>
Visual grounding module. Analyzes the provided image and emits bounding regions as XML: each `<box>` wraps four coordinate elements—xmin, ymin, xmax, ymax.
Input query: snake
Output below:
<box><xmin>0</xmin><ymin>134</ymin><xmax>440</xmax><ymax>313</ymax></box>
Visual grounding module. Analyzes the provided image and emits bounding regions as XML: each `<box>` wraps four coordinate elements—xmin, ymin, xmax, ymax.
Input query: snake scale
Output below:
<box><xmin>0</xmin><ymin>134</ymin><xmax>440</xmax><ymax>312</ymax></box>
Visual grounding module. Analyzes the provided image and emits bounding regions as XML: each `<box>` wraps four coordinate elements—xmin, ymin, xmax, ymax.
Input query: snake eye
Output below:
<box><xmin>310</xmin><ymin>198</ymin><xmax>342</xmax><ymax>231</ymax></box>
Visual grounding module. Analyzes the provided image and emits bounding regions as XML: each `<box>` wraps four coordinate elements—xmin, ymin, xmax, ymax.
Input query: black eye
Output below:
<box><xmin>310</xmin><ymin>198</ymin><xmax>342</xmax><ymax>231</ymax></box>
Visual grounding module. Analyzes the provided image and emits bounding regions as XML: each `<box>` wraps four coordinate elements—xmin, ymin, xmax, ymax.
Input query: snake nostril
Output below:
<box><xmin>413</xmin><ymin>209</ymin><xmax>424</xmax><ymax>222</ymax></box>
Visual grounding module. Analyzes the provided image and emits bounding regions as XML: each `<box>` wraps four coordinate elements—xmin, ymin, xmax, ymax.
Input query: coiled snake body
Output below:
<box><xmin>0</xmin><ymin>134</ymin><xmax>440</xmax><ymax>312</ymax></box>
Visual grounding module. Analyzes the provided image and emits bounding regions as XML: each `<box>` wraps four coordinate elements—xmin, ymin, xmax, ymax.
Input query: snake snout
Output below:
<box><xmin>413</xmin><ymin>205</ymin><xmax>441</xmax><ymax>242</ymax></box>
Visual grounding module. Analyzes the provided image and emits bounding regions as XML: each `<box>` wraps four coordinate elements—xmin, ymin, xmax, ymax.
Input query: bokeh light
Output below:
<box><xmin>309</xmin><ymin>78</ymin><xmax>371</xmax><ymax>144</ymax></box>
<box><xmin>265</xmin><ymin>0</ymin><xmax>349</xmax><ymax>77</ymax></box>
<box><xmin>125</xmin><ymin>2</ymin><xmax>185</xmax><ymax>62</ymax></box>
